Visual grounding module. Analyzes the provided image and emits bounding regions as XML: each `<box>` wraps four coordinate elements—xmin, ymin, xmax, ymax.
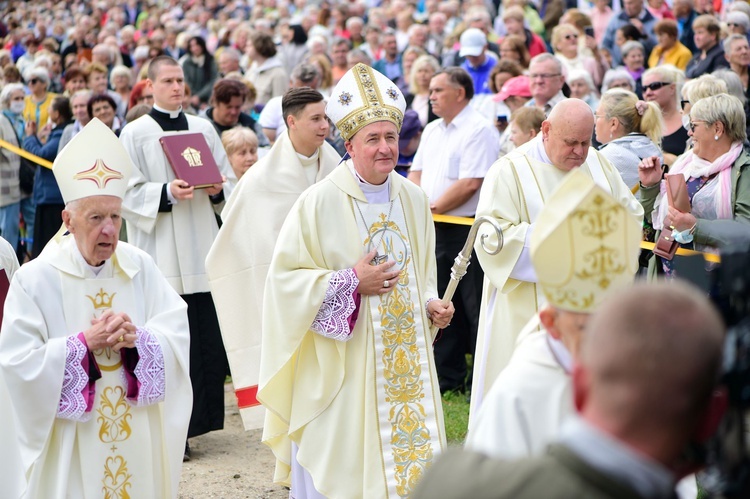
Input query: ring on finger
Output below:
<box><xmin>118</xmin><ymin>335</ymin><xmax>124</xmax><ymax>342</ymax></box>
<box><xmin>384</xmin><ymin>280</ymin><xmax>390</xmax><ymax>288</ymax></box>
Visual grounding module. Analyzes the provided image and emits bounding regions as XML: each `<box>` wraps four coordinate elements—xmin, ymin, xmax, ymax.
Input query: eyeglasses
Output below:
<box><xmin>680</xmin><ymin>99</ymin><xmax>690</xmax><ymax>110</ymax></box>
<box><xmin>138</xmin><ymin>94</ymin><xmax>154</xmax><ymax>102</ymax></box>
<box><xmin>642</xmin><ymin>81</ymin><xmax>671</xmax><ymax>92</ymax></box>
<box><xmin>529</xmin><ymin>73</ymin><xmax>561</xmax><ymax>80</ymax></box>
<box><xmin>686</xmin><ymin>119</ymin><xmax>707</xmax><ymax>132</ymax></box>
<box><xmin>728</xmin><ymin>23</ymin><xmax>740</xmax><ymax>27</ymax></box>
<box><xmin>564</xmin><ymin>34</ymin><xmax>578</xmax><ymax>40</ymax></box>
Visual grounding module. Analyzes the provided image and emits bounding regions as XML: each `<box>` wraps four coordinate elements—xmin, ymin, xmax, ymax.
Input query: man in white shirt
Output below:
<box><xmin>409</xmin><ymin>66</ymin><xmax>500</xmax><ymax>395</ymax></box>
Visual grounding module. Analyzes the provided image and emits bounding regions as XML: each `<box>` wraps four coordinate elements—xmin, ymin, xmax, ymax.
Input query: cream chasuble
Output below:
<box><xmin>470</xmin><ymin>140</ymin><xmax>643</xmax><ymax>425</ymax></box>
<box><xmin>259</xmin><ymin>163</ymin><xmax>445</xmax><ymax>499</ymax></box>
<box><xmin>206</xmin><ymin>131</ymin><xmax>339</xmax><ymax>430</ymax></box>
<box><xmin>0</xmin><ymin>237</ymin><xmax>191</xmax><ymax>499</ymax></box>
<box><xmin>466</xmin><ymin>322</ymin><xmax>573</xmax><ymax>460</ymax></box>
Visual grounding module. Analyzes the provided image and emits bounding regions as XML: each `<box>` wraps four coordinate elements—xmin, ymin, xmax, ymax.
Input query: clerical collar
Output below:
<box><xmin>528</xmin><ymin>135</ymin><xmax>553</xmax><ymax>165</ymax></box>
<box><xmin>70</xmin><ymin>240</ymin><xmax>107</xmax><ymax>276</ymax></box>
<box><xmin>152</xmin><ymin>103</ymin><xmax>183</xmax><ymax>119</ymax></box>
<box><xmin>296</xmin><ymin>148</ymin><xmax>320</xmax><ymax>164</ymax></box>
<box><xmin>347</xmin><ymin>161</ymin><xmax>390</xmax><ymax>203</ymax></box>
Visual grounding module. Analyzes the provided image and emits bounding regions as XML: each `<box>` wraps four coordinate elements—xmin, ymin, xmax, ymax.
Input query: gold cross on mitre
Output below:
<box><xmin>73</xmin><ymin>158</ymin><xmax>125</xmax><ymax>189</ymax></box>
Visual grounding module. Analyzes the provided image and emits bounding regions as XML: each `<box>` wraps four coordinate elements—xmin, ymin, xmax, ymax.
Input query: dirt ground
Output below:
<box><xmin>178</xmin><ymin>384</ymin><xmax>288</xmax><ymax>499</ymax></box>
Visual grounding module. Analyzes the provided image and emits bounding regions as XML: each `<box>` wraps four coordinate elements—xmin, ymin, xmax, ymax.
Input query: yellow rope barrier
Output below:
<box><xmin>0</xmin><ymin>137</ymin><xmax>53</xmax><ymax>170</ymax></box>
<box><xmin>433</xmin><ymin>213</ymin><xmax>722</xmax><ymax>264</ymax></box>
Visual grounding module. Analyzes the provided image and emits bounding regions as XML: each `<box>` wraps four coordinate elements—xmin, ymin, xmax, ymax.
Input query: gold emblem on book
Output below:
<box><xmin>181</xmin><ymin>146</ymin><xmax>203</xmax><ymax>167</ymax></box>
<box><xmin>73</xmin><ymin>158</ymin><xmax>124</xmax><ymax>189</ymax></box>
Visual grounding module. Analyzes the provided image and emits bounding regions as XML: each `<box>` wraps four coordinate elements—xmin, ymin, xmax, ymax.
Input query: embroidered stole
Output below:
<box><xmin>62</xmin><ymin>273</ymin><xmax>167</xmax><ymax>498</ymax></box>
<box><xmin>353</xmin><ymin>196</ymin><xmax>443</xmax><ymax>498</ymax></box>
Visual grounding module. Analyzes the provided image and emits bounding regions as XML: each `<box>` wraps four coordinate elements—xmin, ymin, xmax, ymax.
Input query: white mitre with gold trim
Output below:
<box><xmin>530</xmin><ymin>169</ymin><xmax>641</xmax><ymax>313</ymax></box>
<box><xmin>53</xmin><ymin>118</ymin><xmax>132</xmax><ymax>203</ymax></box>
<box><xmin>326</xmin><ymin>63</ymin><xmax>406</xmax><ymax>140</ymax></box>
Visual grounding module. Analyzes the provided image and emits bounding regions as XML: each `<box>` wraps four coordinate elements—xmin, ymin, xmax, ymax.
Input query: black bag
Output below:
<box><xmin>19</xmin><ymin>157</ymin><xmax>35</xmax><ymax>195</ymax></box>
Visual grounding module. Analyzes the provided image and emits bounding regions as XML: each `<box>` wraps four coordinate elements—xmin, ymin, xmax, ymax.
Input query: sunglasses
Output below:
<box><xmin>29</xmin><ymin>78</ymin><xmax>40</xmax><ymax>84</ymax></box>
<box><xmin>681</xmin><ymin>100</ymin><xmax>690</xmax><ymax>110</ymax></box>
<box><xmin>642</xmin><ymin>81</ymin><xmax>671</xmax><ymax>92</ymax></box>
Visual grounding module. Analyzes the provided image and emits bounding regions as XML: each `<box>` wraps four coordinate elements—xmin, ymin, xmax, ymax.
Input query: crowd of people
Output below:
<box><xmin>0</xmin><ymin>0</ymin><xmax>747</xmax><ymax>497</ymax></box>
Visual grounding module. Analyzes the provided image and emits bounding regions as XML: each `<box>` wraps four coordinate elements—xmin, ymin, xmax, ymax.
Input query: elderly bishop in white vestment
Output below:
<box><xmin>0</xmin><ymin>119</ymin><xmax>192</xmax><ymax>499</ymax></box>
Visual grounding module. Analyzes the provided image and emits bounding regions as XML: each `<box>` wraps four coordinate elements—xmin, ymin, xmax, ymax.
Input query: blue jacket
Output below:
<box><xmin>373</xmin><ymin>54</ymin><xmax>403</xmax><ymax>82</ymax></box>
<box><xmin>461</xmin><ymin>56</ymin><xmax>497</xmax><ymax>95</ymax></box>
<box><xmin>23</xmin><ymin>123</ymin><xmax>67</xmax><ymax>206</ymax></box>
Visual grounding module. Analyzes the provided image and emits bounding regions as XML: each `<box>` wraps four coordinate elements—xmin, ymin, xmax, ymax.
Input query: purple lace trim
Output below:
<box><xmin>311</xmin><ymin>268</ymin><xmax>360</xmax><ymax>341</ymax></box>
<box><xmin>58</xmin><ymin>334</ymin><xmax>92</xmax><ymax>422</ymax></box>
<box><xmin>129</xmin><ymin>328</ymin><xmax>165</xmax><ymax>406</ymax></box>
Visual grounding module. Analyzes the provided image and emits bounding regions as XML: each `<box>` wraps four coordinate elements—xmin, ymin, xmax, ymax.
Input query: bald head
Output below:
<box><xmin>577</xmin><ymin>281</ymin><xmax>724</xmax><ymax>463</ymax></box>
<box><xmin>541</xmin><ymin>99</ymin><xmax>594</xmax><ymax>171</ymax></box>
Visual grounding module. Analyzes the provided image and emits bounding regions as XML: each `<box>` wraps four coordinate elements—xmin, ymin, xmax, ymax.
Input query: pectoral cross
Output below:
<box><xmin>370</xmin><ymin>253</ymin><xmax>388</xmax><ymax>266</ymax></box>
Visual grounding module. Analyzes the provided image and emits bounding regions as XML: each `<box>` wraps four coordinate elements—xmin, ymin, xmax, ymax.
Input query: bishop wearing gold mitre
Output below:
<box><xmin>258</xmin><ymin>63</ymin><xmax>455</xmax><ymax>499</ymax></box>
<box><xmin>0</xmin><ymin>118</ymin><xmax>192</xmax><ymax>498</ymax></box>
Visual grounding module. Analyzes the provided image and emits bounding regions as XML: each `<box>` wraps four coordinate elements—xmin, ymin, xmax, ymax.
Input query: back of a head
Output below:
<box><xmin>687</xmin><ymin>74</ymin><xmax>729</xmax><ymax>104</ymax></box>
<box><xmin>712</xmin><ymin>69</ymin><xmax>747</xmax><ymax>105</ymax></box>
<box><xmin>600</xmin><ymin>88</ymin><xmax>663</xmax><ymax>145</ymax></box>
<box><xmin>282</xmin><ymin>87</ymin><xmax>324</xmax><ymax>123</ymax></box>
<box><xmin>581</xmin><ymin>281</ymin><xmax>724</xmax><ymax>442</ymax></box>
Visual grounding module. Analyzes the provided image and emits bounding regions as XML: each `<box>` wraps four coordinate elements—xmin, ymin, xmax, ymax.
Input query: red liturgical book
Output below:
<box><xmin>159</xmin><ymin>133</ymin><xmax>223</xmax><ymax>188</ymax></box>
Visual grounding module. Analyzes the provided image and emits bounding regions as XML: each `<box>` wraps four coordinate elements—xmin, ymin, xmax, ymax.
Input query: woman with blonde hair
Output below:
<box><xmin>407</xmin><ymin>54</ymin><xmax>440</xmax><ymax>126</ymax></box>
<box><xmin>221</xmin><ymin>127</ymin><xmax>259</xmax><ymax>181</ymax></box>
<box><xmin>641</xmin><ymin>65</ymin><xmax>687</xmax><ymax>163</ymax></box>
<box><xmin>307</xmin><ymin>53</ymin><xmax>333</xmax><ymax>97</ymax></box>
<box><xmin>552</xmin><ymin>23</ymin><xmax>605</xmax><ymax>87</ymax></box>
<box><xmin>639</xmin><ymin>94</ymin><xmax>750</xmax><ymax>277</ymax></box>
<box><xmin>595</xmin><ymin>88</ymin><xmax>664</xmax><ymax>190</ymax></box>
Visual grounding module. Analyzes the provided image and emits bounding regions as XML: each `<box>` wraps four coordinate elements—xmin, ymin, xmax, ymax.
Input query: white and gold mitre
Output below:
<box><xmin>326</xmin><ymin>63</ymin><xmax>406</xmax><ymax>141</ymax></box>
<box><xmin>530</xmin><ymin>169</ymin><xmax>641</xmax><ymax>313</ymax></box>
<box><xmin>53</xmin><ymin>118</ymin><xmax>132</xmax><ymax>203</ymax></box>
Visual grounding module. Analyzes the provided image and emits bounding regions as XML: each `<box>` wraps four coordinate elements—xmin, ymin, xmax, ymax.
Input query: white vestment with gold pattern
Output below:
<box><xmin>470</xmin><ymin>138</ymin><xmax>643</xmax><ymax>426</ymax></box>
<box><xmin>259</xmin><ymin>163</ymin><xmax>446</xmax><ymax>499</ymax></box>
<box><xmin>0</xmin><ymin>236</ymin><xmax>191</xmax><ymax>499</ymax></box>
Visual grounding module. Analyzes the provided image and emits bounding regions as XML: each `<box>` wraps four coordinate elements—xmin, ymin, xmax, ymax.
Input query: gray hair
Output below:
<box><xmin>621</xmin><ymin>40</ymin><xmax>645</xmax><ymax>58</ymax></box>
<box><xmin>566</xmin><ymin>69</ymin><xmax>595</xmax><ymax>93</ymax></box>
<box><xmin>220</xmin><ymin>47</ymin><xmax>241</xmax><ymax>62</ymax></box>
<box><xmin>290</xmin><ymin>62</ymin><xmax>320</xmax><ymax>86</ymax></box>
<box><xmin>601</xmin><ymin>68</ymin><xmax>636</xmax><ymax>93</ymax></box>
<box><xmin>25</xmin><ymin>66</ymin><xmax>50</xmax><ymax>87</ymax></box>
<box><xmin>691</xmin><ymin>94</ymin><xmax>747</xmax><ymax>143</ymax></box>
<box><xmin>109</xmin><ymin>65</ymin><xmax>132</xmax><ymax>88</ymax></box>
<box><xmin>70</xmin><ymin>89</ymin><xmax>93</xmax><ymax>105</ymax></box>
<box><xmin>0</xmin><ymin>83</ymin><xmax>25</xmax><ymax>109</ymax></box>
<box><xmin>346</xmin><ymin>17</ymin><xmax>364</xmax><ymax>30</ymax></box>
<box><xmin>722</xmin><ymin>33</ymin><xmax>748</xmax><ymax>55</ymax></box>
<box><xmin>685</xmin><ymin>74</ymin><xmax>727</xmax><ymax>103</ymax></box>
<box><xmin>725</xmin><ymin>11</ymin><xmax>750</xmax><ymax>32</ymax></box>
<box><xmin>712</xmin><ymin>69</ymin><xmax>746</xmax><ymax>105</ymax></box>
<box><xmin>529</xmin><ymin>53</ymin><xmax>563</xmax><ymax>73</ymax></box>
